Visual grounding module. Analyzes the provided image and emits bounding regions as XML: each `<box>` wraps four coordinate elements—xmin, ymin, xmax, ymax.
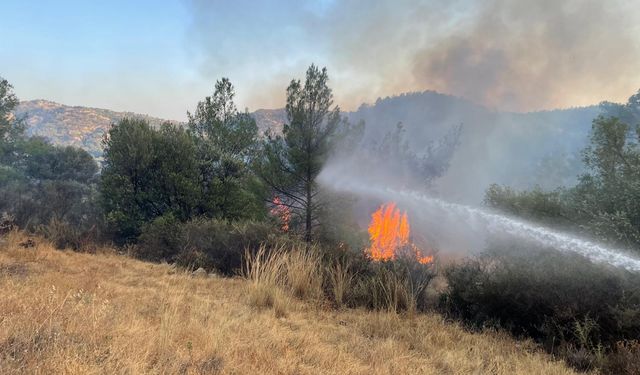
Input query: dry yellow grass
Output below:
<box><xmin>0</xmin><ymin>231</ymin><xmax>579</xmax><ymax>374</ymax></box>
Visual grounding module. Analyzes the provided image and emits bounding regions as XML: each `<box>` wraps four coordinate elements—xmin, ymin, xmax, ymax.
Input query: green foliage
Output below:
<box><xmin>441</xmin><ymin>239</ymin><xmax>640</xmax><ymax>372</ymax></box>
<box><xmin>100</xmin><ymin>119</ymin><xmax>200</xmax><ymax>243</ymax></box>
<box><xmin>463</xmin><ymin>90</ymin><xmax>640</xmax><ymax>373</ymax></box>
<box><xmin>136</xmin><ymin>217</ymin><xmax>280</xmax><ymax>274</ymax></box>
<box><xmin>18</xmin><ymin>138</ymin><xmax>98</xmax><ymax>183</ymax></box>
<box><xmin>178</xmin><ymin>219</ymin><xmax>279</xmax><ymax>274</ymax></box>
<box><xmin>600</xmin><ymin>89</ymin><xmax>640</xmax><ymax>128</ymax></box>
<box><xmin>314</xmin><ymin>190</ymin><xmax>368</xmax><ymax>251</ymax></box>
<box><xmin>135</xmin><ymin>213</ymin><xmax>183</xmax><ymax>261</ymax></box>
<box><xmin>570</xmin><ymin>115</ymin><xmax>640</xmax><ymax>247</ymax></box>
<box><xmin>0</xmin><ymin>77</ymin><xmax>25</xmax><ymax>150</ymax></box>
<box><xmin>484</xmin><ymin>184</ymin><xmax>569</xmax><ymax>224</ymax></box>
<box><xmin>188</xmin><ymin>78</ymin><xmax>258</xmax><ymax>157</ymax></box>
<box><xmin>256</xmin><ymin>65</ymin><xmax>345</xmax><ymax>242</ymax></box>
<box><xmin>187</xmin><ymin>78</ymin><xmax>263</xmax><ymax>221</ymax></box>
<box><xmin>101</xmin><ymin>79</ymin><xmax>265</xmax><ymax>244</ymax></box>
<box><xmin>0</xmin><ymin>177</ymin><xmax>99</xmax><ymax>232</ymax></box>
<box><xmin>0</xmin><ymin>77</ymin><xmax>101</xmax><ymax>247</ymax></box>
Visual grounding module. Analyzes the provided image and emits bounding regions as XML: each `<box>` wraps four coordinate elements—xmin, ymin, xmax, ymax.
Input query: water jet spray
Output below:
<box><xmin>323</xmin><ymin>175</ymin><xmax>640</xmax><ymax>272</ymax></box>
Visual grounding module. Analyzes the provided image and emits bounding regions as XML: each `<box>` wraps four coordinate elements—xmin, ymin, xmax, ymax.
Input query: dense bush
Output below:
<box><xmin>0</xmin><ymin>80</ymin><xmax>102</xmax><ymax>249</ymax></box>
<box><xmin>178</xmin><ymin>219</ymin><xmax>280</xmax><ymax>274</ymax></box>
<box><xmin>243</xmin><ymin>241</ymin><xmax>438</xmax><ymax>316</ymax></box>
<box><xmin>136</xmin><ymin>213</ymin><xmax>183</xmax><ymax>262</ymax></box>
<box><xmin>100</xmin><ymin>120</ymin><xmax>202</xmax><ymax>244</ymax></box>
<box><xmin>37</xmin><ymin>217</ymin><xmax>93</xmax><ymax>251</ymax></box>
<box><xmin>0</xmin><ymin>137</ymin><xmax>101</xmax><ymax>250</ymax></box>
<box><xmin>474</xmin><ymin>90</ymin><xmax>640</xmax><ymax>373</ymax></box>
<box><xmin>484</xmin><ymin>184</ymin><xmax>570</xmax><ymax>225</ymax></box>
<box><xmin>441</xmin><ymin>238</ymin><xmax>640</xmax><ymax>372</ymax></box>
<box><xmin>602</xmin><ymin>340</ymin><xmax>640</xmax><ymax>375</ymax></box>
<box><xmin>137</xmin><ymin>218</ymin><xmax>281</xmax><ymax>274</ymax></box>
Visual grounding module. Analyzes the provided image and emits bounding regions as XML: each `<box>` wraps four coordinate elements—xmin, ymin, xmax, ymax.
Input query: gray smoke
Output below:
<box><xmin>185</xmin><ymin>0</ymin><xmax>640</xmax><ymax>111</ymax></box>
<box><xmin>411</xmin><ymin>0</ymin><xmax>640</xmax><ymax>111</ymax></box>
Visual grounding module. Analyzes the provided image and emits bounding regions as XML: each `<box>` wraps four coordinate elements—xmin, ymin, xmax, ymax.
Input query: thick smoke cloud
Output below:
<box><xmin>186</xmin><ymin>0</ymin><xmax>640</xmax><ymax>111</ymax></box>
<box><xmin>411</xmin><ymin>0</ymin><xmax>640</xmax><ymax>111</ymax></box>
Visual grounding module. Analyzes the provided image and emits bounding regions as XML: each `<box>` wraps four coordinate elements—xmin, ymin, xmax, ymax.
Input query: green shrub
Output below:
<box><xmin>441</xmin><ymin>238</ymin><xmax>640</xmax><ymax>371</ymax></box>
<box><xmin>136</xmin><ymin>217</ymin><xmax>282</xmax><ymax>274</ymax></box>
<box><xmin>485</xmin><ymin>184</ymin><xmax>569</xmax><ymax>224</ymax></box>
<box><xmin>177</xmin><ymin>219</ymin><xmax>280</xmax><ymax>275</ymax></box>
<box><xmin>137</xmin><ymin>213</ymin><xmax>183</xmax><ymax>262</ymax></box>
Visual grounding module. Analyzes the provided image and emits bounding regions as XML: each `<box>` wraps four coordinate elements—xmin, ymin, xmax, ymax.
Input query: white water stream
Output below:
<box><xmin>328</xmin><ymin>178</ymin><xmax>640</xmax><ymax>272</ymax></box>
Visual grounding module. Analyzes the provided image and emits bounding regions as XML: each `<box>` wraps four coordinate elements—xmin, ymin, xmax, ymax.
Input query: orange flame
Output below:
<box><xmin>270</xmin><ymin>196</ymin><xmax>290</xmax><ymax>232</ymax></box>
<box><xmin>366</xmin><ymin>202</ymin><xmax>433</xmax><ymax>264</ymax></box>
<box><xmin>415</xmin><ymin>251</ymin><xmax>434</xmax><ymax>265</ymax></box>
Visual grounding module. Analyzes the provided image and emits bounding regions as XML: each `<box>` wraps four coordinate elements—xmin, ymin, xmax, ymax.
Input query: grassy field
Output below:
<box><xmin>0</xmin><ymin>231</ymin><xmax>579</xmax><ymax>374</ymax></box>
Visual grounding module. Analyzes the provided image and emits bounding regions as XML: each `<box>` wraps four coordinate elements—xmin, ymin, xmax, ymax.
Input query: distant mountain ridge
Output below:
<box><xmin>16</xmin><ymin>100</ymin><xmax>177</xmax><ymax>158</ymax></box>
<box><xmin>15</xmin><ymin>100</ymin><xmax>287</xmax><ymax>159</ymax></box>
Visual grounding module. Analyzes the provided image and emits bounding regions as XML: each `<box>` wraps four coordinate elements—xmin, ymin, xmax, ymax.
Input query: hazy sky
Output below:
<box><xmin>2</xmin><ymin>0</ymin><xmax>639</xmax><ymax>120</ymax></box>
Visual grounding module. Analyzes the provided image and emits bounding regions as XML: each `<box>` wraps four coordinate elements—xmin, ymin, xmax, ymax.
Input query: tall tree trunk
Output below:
<box><xmin>305</xmin><ymin>179</ymin><xmax>312</xmax><ymax>243</ymax></box>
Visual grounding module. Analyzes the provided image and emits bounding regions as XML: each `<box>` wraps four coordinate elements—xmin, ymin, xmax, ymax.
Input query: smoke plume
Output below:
<box><xmin>186</xmin><ymin>0</ymin><xmax>640</xmax><ymax>111</ymax></box>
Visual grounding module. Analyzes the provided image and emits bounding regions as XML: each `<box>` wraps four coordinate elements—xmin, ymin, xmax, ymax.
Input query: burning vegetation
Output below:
<box><xmin>270</xmin><ymin>196</ymin><xmax>291</xmax><ymax>232</ymax></box>
<box><xmin>366</xmin><ymin>202</ymin><xmax>433</xmax><ymax>264</ymax></box>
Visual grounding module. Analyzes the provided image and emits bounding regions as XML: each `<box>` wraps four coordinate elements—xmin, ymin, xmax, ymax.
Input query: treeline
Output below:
<box><xmin>98</xmin><ymin>67</ymin><xmax>370</xmax><ymax>269</ymax></box>
<box><xmin>0</xmin><ymin>68</ymin><xmax>334</xmax><ymax>258</ymax></box>
<box><xmin>1</xmin><ymin>66</ymin><xmax>454</xmax><ymax>271</ymax></box>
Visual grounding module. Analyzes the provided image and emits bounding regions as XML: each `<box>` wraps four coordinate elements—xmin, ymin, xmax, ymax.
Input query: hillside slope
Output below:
<box><xmin>15</xmin><ymin>100</ymin><xmax>175</xmax><ymax>158</ymax></box>
<box><xmin>0</xmin><ymin>232</ymin><xmax>578</xmax><ymax>374</ymax></box>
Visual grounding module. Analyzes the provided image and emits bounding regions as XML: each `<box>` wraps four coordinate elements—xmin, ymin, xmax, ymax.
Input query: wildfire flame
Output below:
<box><xmin>366</xmin><ymin>202</ymin><xmax>433</xmax><ymax>264</ymax></box>
<box><xmin>270</xmin><ymin>196</ymin><xmax>290</xmax><ymax>232</ymax></box>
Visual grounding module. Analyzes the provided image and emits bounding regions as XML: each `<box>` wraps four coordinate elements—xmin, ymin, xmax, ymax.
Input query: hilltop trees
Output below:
<box><xmin>257</xmin><ymin>65</ymin><xmax>344</xmax><ymax>242</ymax></box>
